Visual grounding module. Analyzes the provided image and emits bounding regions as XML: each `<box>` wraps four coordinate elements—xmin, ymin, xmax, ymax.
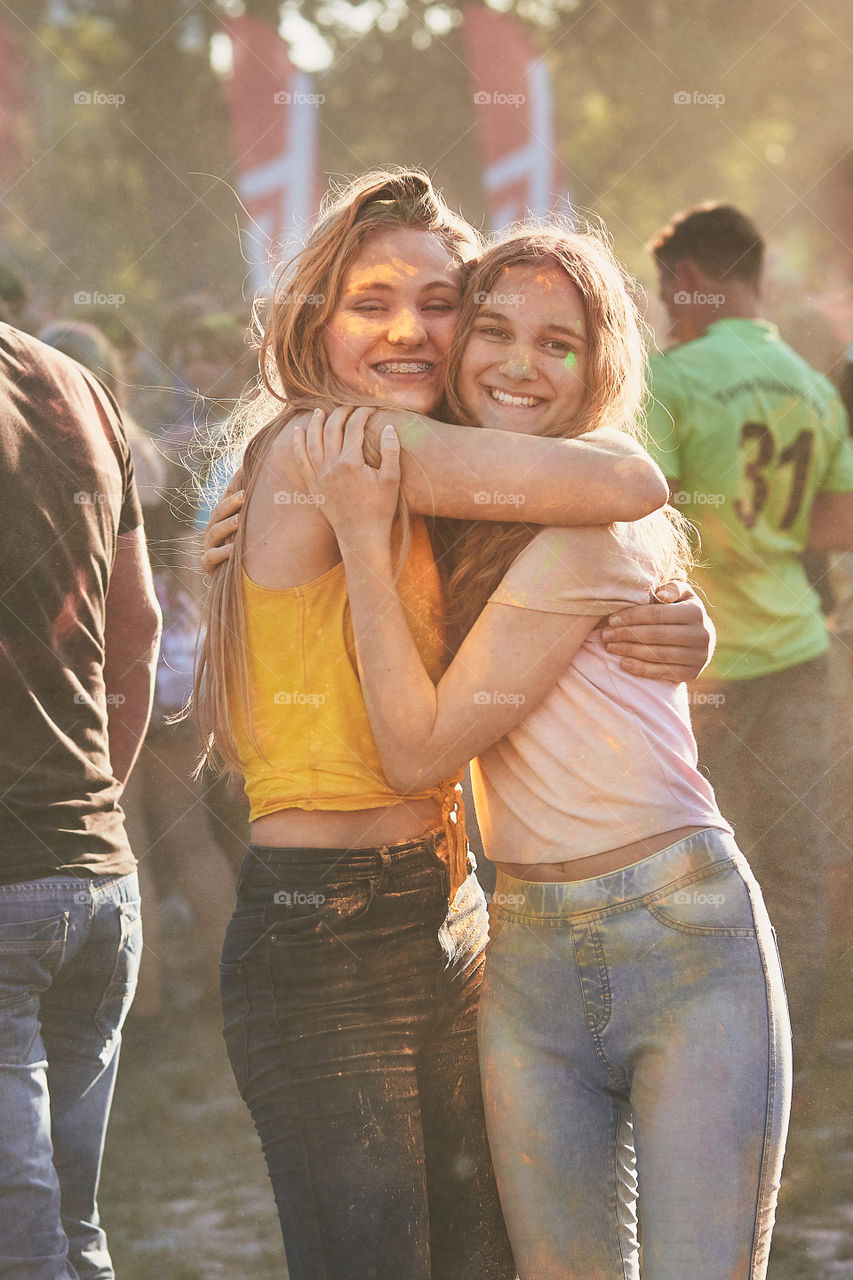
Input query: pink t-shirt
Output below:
<box><xmin>471</xmin><ymin>520</ymin><xmax>731</xmax><ymax>863</ymax></box>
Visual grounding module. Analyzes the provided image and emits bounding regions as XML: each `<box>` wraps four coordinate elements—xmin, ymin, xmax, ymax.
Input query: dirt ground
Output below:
<box><xmin>98</xmin><ymin>892</ymin><xmax>853</xmax><ymax>1280</ymax></box>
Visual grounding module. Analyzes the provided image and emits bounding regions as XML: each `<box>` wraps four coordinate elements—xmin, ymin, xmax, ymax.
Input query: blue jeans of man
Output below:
<box><xmin>0</xmin><ymin>872</ymin><xmax>141</xmax><ymax>1280</ymax></box>
<box><xmin>479</xmin><ymin>830</ymin><xmax>791</xmax><ymax>1280</ymax></box>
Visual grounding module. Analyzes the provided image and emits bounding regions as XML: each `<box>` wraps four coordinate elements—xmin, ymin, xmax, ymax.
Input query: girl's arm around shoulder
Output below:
<box><xmin>364</xmin><ymin>409</ymin><xmax>668</xmax><ymax>526</ymax></box>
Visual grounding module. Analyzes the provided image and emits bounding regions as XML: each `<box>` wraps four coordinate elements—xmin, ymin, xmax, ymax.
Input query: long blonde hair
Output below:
<box><xmin>193</xmin><ymin>168</ymin><xmax>481</xmax><ymax>775</ymax></box>
<box><xmin>437</xmin><ymin>225</ymin><xmax>693</xmax><ymax>646</ymax></box>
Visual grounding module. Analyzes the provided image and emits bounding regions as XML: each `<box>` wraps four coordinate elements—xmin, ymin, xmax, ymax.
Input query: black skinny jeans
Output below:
<box><xmin>220</xmin><ymin>832</ymin><xmax>516</xmax><ymax>1280</ymax></box>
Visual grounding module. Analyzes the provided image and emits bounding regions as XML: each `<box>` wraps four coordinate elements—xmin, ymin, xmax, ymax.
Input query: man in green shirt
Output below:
<box><xmin>638</xmin><ymin>203</ymin><xmax>853</xmax><ymax>1100</ymax></box>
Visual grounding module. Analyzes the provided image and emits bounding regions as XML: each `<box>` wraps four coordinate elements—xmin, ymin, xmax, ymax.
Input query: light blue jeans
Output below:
<box><xmin>0</xmin><ymin>872</ymin><xmax>141</xmax><ymax>1280</ymax></box>
<box><xmin>478</xmin><ymin>829</ymin><xmax>791</xmax><ymax>1280</ymax></box>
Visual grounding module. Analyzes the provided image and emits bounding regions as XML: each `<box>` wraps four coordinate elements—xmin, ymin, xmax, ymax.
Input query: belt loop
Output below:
<box><xmin>377</xmin><ymin>846</ymin><xmax>391</xmax><ymax>888</ymax></box>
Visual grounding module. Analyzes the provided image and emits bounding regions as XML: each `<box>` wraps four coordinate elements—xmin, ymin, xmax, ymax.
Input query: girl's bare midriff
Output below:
<box><xmin>251</xmin><ymin>798</ymin><xmax>444</xmax><ymax>849</ymax></box>
<box><xmin>495</xmin><ymin>825</ymin><xmax>708</xmax><ymax>882</ymax></box>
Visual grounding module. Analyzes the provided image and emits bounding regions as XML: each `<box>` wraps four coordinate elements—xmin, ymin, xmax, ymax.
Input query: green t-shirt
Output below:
<box><xmin>646</xmin><ymin>318</ymin><xmax>853</xmax><ymax>681</ymax></box>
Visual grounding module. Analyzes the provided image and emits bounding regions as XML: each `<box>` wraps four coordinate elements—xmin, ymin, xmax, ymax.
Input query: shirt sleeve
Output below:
<box><xmin>817</xmin><ymin>392</ymin><xmax>853</xmax><ymax>494</ymax></box>
<box><xmin>488</xmin><ymin>524</ymin><xmax>656</xmax><ymax>617</ymax></box>
<box><xmin>79</xmin><ymin>366</ymin><xmax>144</xmax><ymax>534</ymax></box>
<box><xmin>644</xmin><ymin>353</ymin><xmax>684</xmax><ymax>481</ymax></box>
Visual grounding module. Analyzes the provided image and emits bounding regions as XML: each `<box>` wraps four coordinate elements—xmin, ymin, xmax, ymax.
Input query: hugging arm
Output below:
<box><xmin>360</xmin><ymin>409</ymin><xmax>713</xmax><ymax>682</ymax></box>
<box><xmin>362</xmin><ymin>407</ymin><xmax>667</xmax><ymax>524</ymax></box>
<box><xmin>201</xmin><ymin>407</ymin><xmax>714</xmax><ymax>682</ymax></box>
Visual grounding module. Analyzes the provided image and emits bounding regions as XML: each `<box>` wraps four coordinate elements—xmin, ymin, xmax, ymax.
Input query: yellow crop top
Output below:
<box><xmin>233</xmin><ymin>516</ymin><xmax>468</xmax><ymax>896</ymax></box>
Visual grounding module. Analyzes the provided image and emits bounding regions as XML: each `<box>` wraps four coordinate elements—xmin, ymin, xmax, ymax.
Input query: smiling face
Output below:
<box><xmin>324</xmin><ymin>227</ymin><xmax>463</xmax><ymax>415</ymax></box>
<box><xmin>456</xmin><ymin>262</ymin><xmax>588</xmax><ymax>435</ymax></box>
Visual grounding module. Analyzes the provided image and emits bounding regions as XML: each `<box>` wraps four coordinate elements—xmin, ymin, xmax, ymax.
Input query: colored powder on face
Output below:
<box><xmin>564</xmin><ymin>351</ymin><xmax>577</xmax><ymax>368</ymax></box>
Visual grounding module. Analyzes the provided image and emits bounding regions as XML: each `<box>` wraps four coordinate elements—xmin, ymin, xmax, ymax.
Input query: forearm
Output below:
<box><xmin>367</xmin><ymin>410</ymin><xmax>667</xmax><ymax>524</ymax></box>
<box><xmin>103</xmin><ymin>528</ymin><xmax>162</xmax><ymax>785</ymax></box>
<box><xmin>104</xmin><ymin>645</ymin><xmax>159</xmax><ymax>785</ymax></box>
<box><xmin>339</xmin><ymin>537</ymin><xmax>442</xmax><ymax>789</ymax></box>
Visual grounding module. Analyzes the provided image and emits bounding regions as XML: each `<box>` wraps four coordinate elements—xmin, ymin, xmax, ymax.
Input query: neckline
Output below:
<box><xmin>242</xmin><ymin>559</ymin><xmax>345</xmax><ymax>594</ymax></box>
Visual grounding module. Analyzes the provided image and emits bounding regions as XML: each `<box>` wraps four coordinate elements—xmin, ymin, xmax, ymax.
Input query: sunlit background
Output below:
<box><xmin>1</xmin><ymin>0</ymin><xmax>851</xmax><ymax>381</ymax></box>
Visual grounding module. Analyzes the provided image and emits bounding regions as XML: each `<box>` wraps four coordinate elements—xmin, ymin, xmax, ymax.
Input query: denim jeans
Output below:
<box><xmin>689</xmin><ymin>653</ymin><xmax>832</xmax><ymax>1088</ymax></box>
<box><xmin>0</xmin><ymin>871</ymin><xmax>141</xmax><ymax>1280</ymax></box>
<box><xmin>478</xmin><ymin>830</ymin><xmax>791</xmax><ymax>1280</ymax></box>
<box><xmin>220</xmin><ymin>833</ymin><xmax>515</xmax><ymax>1280</ymax></box>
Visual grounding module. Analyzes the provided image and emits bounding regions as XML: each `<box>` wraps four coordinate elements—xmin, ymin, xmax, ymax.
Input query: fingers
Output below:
<box><xmin>323</xmin><ymin>404</ymin><xmax>353</xmax><ymax>460</ymax></box>
<box><xmin>602</xmin><ymin>623</ymin><xmax>702</xmax><ymax>647</ymax></box>
<box><xmin>304</xmin><ymin>406</ymin><xmax>327</xmax><ymax>470</ymax></box>
<box><xmin>340</xmin><ymin>407</ymin><xmax>371</xmax><ymax>464</ymax></box>
<box><xmin>201</xmin><ymin>543</ymin><xmax>233</xmax><ymax>574</ymax></box>
<box><xmin>605</xmin><ymin>642</ymin><xmax>697</xmax><ymax>665</ymax></box>
<box><xmin>204</xmin><ymin>510</ymin><xmax>240</xmax><ymax>552</ymax></box>
<box><xmin>607</xmin><ymin>597</ymin><xmax>703</xmax><ymax>630</ymax></box>
<box><xmin>654</xmin><ymin>578</ymin><xmax>692</xmax><ymax>603</ymax></box>
<box><xmin>204</xmin><ymin>490</ymin><xmax>244</xmax><ymax>546</ymax></box>
<box><xmin>295</xmin><ymin>408</ymin><xmax>324</xmax><ymax>485</ymax></box>
<box><xmin>379</xmin><ymin>423</ymin><xmax>401</xmax><ymax>487</ymax></box>
<box><xmin>617</xmin><ymin>657</ymin><xmax>693</xmax><ymax>684</ymax></box>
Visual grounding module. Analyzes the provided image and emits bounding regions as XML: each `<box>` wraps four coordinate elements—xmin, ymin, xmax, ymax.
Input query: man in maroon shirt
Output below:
<box><xmin>0</xmin><ymin>325</ymin><xmax>160</xmax><ymax>1279</ymax></box>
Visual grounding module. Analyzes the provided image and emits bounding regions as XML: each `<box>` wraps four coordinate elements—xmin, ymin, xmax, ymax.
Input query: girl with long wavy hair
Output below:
<box><xmin>293</xmin><ymin>226</ymin><xmax>791</xmax><ymax>1280</ymax></box>
<box><xmin>195</xmin><ymin>169</ymin><xmax>715</xmax><ymax>1280</ymax></box>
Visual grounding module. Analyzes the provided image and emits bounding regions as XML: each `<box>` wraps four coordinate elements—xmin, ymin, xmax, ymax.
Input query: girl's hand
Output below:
<box><xmin>601</xmin><ymin>581</ymin><xmax>715</xmax><ymax>683</ymax></box>
<box><xmin>293</xmin><ymin>406</ymin><xmax>401</xmax><ymax>548</ymax></box>
<box><xmin>201</xmin><ymin>473</ymin><xmax>245</xmax><ymax>573</ymax></box>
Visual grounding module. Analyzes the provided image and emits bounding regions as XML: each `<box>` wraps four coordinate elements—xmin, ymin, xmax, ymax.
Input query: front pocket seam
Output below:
<box><xmin>645</xmin><ymin>901</ymin><xmax>757</xmax><ymax>937</ymax></box>
<box><xmin>265</xmin><ymin>876</ymin><xmax>378</xmax><ymax>939</ymax></box>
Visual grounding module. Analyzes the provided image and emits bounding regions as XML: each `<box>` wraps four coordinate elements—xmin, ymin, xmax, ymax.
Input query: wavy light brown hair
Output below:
<box><xmin>193</xmin><ymin>168</ymin><xmax>481</xmax><ymax>774</ymax></box>
<box><xmin>437</xmin><ymin>225</ymin><xmax>693</xmax><ymax>645</ymax></box>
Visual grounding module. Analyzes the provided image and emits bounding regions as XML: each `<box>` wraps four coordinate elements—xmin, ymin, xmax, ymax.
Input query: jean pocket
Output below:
<box><xmin>264</xmin><ymin>876</ymin><xmax>377</xmax><ymax>942</ymax></box>
<box><xmin>645</xmin><ymin>860</ymin><xmax>758</xmax><ymax>937</ymax></box>
<box><xmin>0</xmin><ymin>913</ymin><xmax>68</xmax><ymax>1063</ymax></box>
<box><xmin>95</xmin><ymin>900</ymin><xmax>142</xmax><ymax>1042</ymax></box>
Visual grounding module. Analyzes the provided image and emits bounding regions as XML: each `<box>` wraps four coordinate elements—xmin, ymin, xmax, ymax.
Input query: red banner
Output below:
<box><xmin>222</xmin><ymin>16</ymin><xmax>321</xmax><ymax>292</ymax></box>
<box><xmin>0</xmin><ymin>21</ymin><xmax>29</xmax><ymax>177</ymax></box>
<box><xmin>462</xmin><ymin>7</ymin><xmax>567</xmax><ymax>231</ymax></box>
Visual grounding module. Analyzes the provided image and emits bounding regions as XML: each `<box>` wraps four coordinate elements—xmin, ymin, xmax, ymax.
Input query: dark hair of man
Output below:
<box><xmin>650</xmin><ymin>203</ymin><xmax>765</xmax><ymax>287</ymax></box>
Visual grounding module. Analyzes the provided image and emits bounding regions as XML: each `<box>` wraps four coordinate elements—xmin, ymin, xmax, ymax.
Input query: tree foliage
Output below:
<box><xmin>1</xmin><ymin>0</ymin><xmax>850</xmax><ymax>356</ymax></box>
